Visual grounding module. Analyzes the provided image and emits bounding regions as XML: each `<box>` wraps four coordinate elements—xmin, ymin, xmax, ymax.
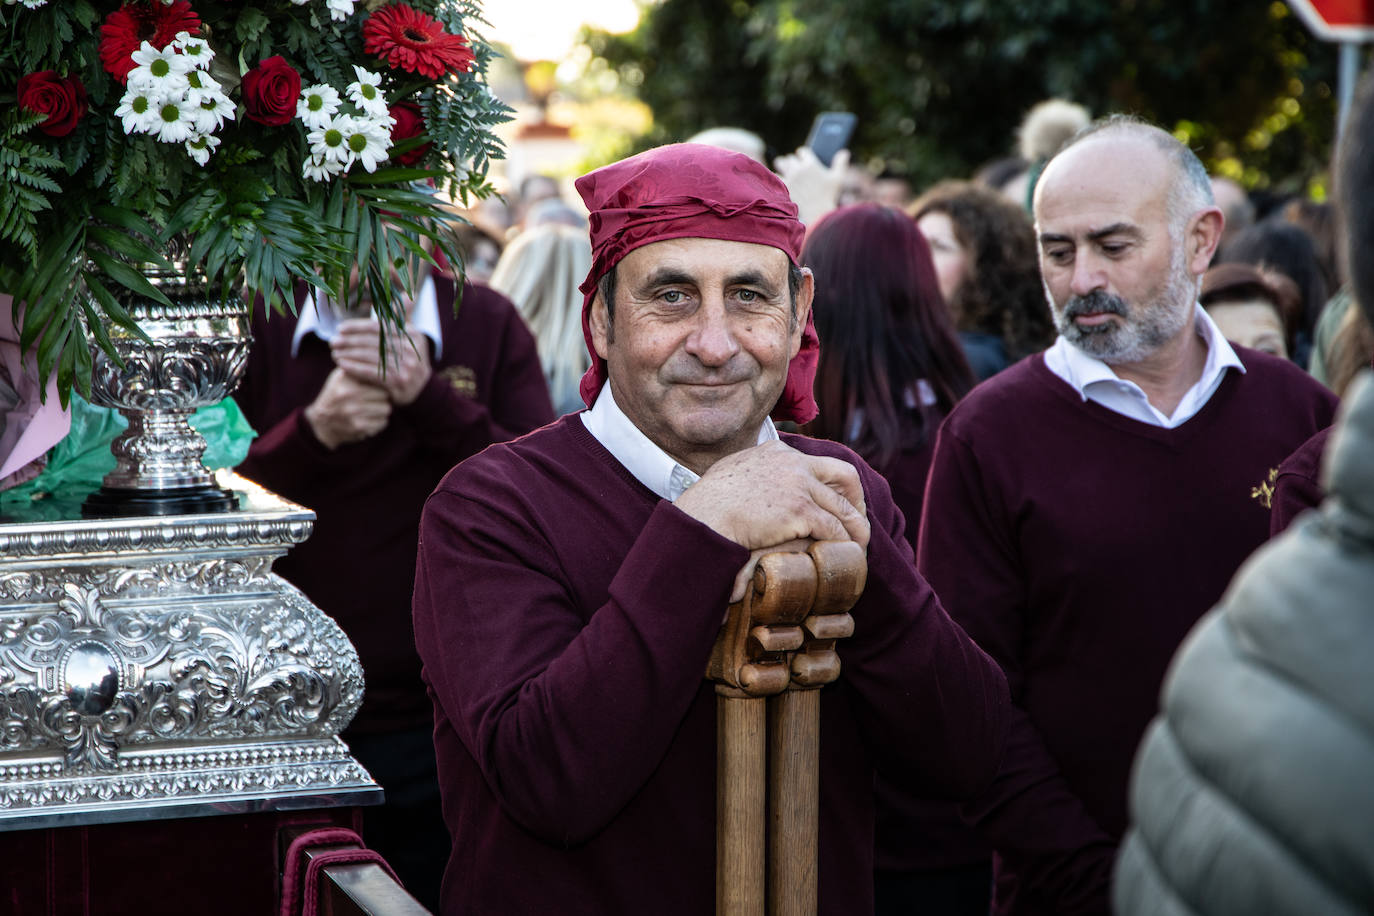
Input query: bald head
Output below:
<box><xmin>1036</xmin><ymin>117</ymin><xmax>1215</xmax><ymax>239</ymax></box>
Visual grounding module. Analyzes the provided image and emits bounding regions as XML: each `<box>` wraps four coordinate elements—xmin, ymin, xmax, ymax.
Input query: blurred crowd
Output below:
<box><xmin>3</xmin><ymin>15</ymin><xmax>1370</xmax><ymax>916</ymax></box>
<box><xmin>416</xmin><ymin>88</ymin><xmax>1371</xmax><ymax>916</ymax></box>
<box><xmin>457</xmin><ymin>97</ymin><xmax>1370</xmax><ymax>420</ymax></box>
<box><xmin>46</xmin><ymin>75</ymin><xmax>1351</xmax><ymax>916</ymax></box>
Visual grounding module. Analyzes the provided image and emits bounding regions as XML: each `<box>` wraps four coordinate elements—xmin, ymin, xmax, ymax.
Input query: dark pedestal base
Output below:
<box><xmin>82</xmin><ymin>483</ymin><xmax>238</xmax><ymax>519</ymax></box>
<box><xmin>0</xmin><ymin>807</ymin><xmax>363</xmax><ymax>916</ymax></box>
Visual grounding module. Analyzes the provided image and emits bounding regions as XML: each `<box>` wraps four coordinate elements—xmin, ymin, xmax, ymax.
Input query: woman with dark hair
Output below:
<box><xmin>1199</xmin><ymin>262</ymin><xmax>1301</xmax><ymax>359</ymax></box>
<box><xmin>802</xmin><ymin>204</ymin><xmax>986</xmax><ymax>916</ymax></box>
<box><xmin>1215</xmin><ymin>219</ymin><xmax>1329</xmax><ymax>367</ymax></box>
<box><xmin>801</xmin><ymin>203</ymin><xmax>975</xmax><ymax>551</ymax></box>
<box><xmin>908</xmin><ymin>180</ymin><xmax>1055</xmax><ymax>379</ymax></box>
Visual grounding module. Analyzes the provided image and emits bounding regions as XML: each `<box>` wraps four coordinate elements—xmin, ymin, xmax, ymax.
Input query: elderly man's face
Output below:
<box><xmin>1034</xmin><ymin>136</ymin><xmax>1206</xmax><ymax>366</ymax></box>
<box><xmin>591</xmin><ymin>237</ymin><xmax>810</xmax><ymax>474</ymax></box>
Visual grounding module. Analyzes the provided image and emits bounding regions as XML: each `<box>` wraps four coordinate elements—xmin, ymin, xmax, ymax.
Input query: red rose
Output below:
<box><xmin>389</xmin><ymin>102</ymin><xmax>431</xmax><ymax>166</ymax></box>
<box><xmin>16</xmin><ymin>71</ymin><xmax>89</xmax><ymax>138</ymax></box>
<box><xmin>241</xmin><ymin>56</ymin><xmax>301</xmax><ymax>127</ymax></box>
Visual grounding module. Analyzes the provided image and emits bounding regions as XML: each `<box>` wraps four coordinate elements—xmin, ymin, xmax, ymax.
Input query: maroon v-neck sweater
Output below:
<box><xmin>412</xmin><ymin>416</ymin><xmax>1010</xmax><ymax>915</ymax></box>
<box><xmin>917</xmin><ymin>349</ymin><xmax>1337</xmax><ymax>915</ymax></box>
<box><xmin>234</xmin><ymin>280</ymin><xmax>554</xmax><ymax>735</ymax></box>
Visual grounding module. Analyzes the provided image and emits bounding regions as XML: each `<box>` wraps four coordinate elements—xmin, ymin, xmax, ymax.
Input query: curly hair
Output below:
<box><xmin>908</xmin><ymin>180</ymin><xmax>1054</xmax><ymax>361</ymax></box>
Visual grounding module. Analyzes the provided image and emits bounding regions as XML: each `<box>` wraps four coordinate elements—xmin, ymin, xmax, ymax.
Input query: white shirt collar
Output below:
<box><xmin>1042</xmin><ymin>303</ymin><xmax>1245</xmax><ymax>428</ymax></box>
<box><xmin>291</xmin><ymin>274</ymin><xmax>443</xmax><ymax>358</ymax></box>
<box><xmin>580</xmin><ymin>381</ymin><xmax>779</xmax><ymax>501</ymax></box>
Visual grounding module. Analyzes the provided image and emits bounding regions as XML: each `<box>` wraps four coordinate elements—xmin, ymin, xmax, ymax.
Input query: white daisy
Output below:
<box><xmin>297</xmin><ymin>84</ymin><xmax>342</xmax><ymax>130</ymax></box>
<box><xmin>185</xmin><ymin>133</ymin><xmax>220</xmax><ymax>166</ymax></box>
<box><xmin>302</xmin><ymin>154</ymin><xmax>344</xmax><ymax>182</ymax></box>
<box><xmin>152</xmin><ymin>97</ymin><xmax>197</xmax><ymax>144</ymax></box>
<box><xmin>182</xmin><ymin>68</ymin><xmax>222</xmax><ymax>103</ymax></box>
<box><xmin>191</xmin><ymin>88</ymin><xmax>235</xmax><ymax>134</ymax></box>
<box><xmin>127</xmin><ymin>62</ymin><xmax>190</xmax><ymax>100</ymax></box>
<box><xmin>342</xmin><ymin>116</ymin><xmax>392</xmax><ymax>173</ymax></box>
<box><xmin>307</xmin><ymin>115</ymin><xmax>353</xmax><ymax>166</ymax></box>
<box><xmin>114</xmin><ymin>87</ymin><xmax>164</xmax><ymax>135</ymax></box>
<box><xmin>346</xmin><ymin>66</ymin><xmax>388</xmax><ymax>118</ymax></box>
<box><xmin>171</xmin><ymin>31</ymin><xmax>213</xmax><ymax>65</ymax></box>
<box><xmin>325</xmin><ymin>0</ymin><xmax>357</xmax><ymax>21</ymax></box>
<box><xmin>130</xmin><ymin>41</ymin><xmax>193</xmax><ymax>80</ymax></box>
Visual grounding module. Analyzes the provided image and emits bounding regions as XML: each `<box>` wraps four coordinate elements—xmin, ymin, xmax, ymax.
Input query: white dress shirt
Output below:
<box><xmin>581</xmin><ymin>382</ymin><xmax>778</xmax><ymax>501</ymax></box>
<box><xmin>291</xmin><ymin>274</ymin><xmax>443</xmax><ymax>358</ymax></box>
<box><xmin>1043</xmin><ymin>304</ymin><xmax>1245</xmax><ymax>428</ymax></box>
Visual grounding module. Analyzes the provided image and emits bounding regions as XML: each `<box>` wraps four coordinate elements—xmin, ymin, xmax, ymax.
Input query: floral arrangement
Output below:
<box><xmin>0</xmin><ymin>0</ymin><xmax>510</xmax><ymax>403</ymax></box>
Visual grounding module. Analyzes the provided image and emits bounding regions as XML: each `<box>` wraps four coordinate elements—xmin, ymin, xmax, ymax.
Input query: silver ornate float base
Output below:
<box><xmin>84</xmin><ymin>266</ymin><xmax>250</xmax><ymax>518</ymax></box>
<box><xmin>0</xmin><ymin>474</ymin><xmax>380</xmax><ymax>831</ymax></box>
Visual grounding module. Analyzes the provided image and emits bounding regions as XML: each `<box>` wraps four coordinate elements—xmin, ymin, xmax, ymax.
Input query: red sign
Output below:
<box><xmin>1287</xmin><ymin>0</ymin><xmax>1374</xmax><ymax>40</ymax></box>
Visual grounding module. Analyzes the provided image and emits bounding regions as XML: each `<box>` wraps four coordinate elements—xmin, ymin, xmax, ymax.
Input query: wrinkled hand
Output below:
<box><xmin>330</xmin><ymin>318</ymin><xmax>433</xmax><ymax>406</ymax></box>
<box><xmin>773</xmin><ymin>145</ymin><xmax>850</xmax><ymax>227</ymax></box>
<box><xmin>304</xmin><ymin>367</ymin><xmax>392</xmax><ymax>450</ymax></box>
<box><xmin>674</xmin><ymin>440</ymin><xmax>870</xmax><ymax>552</ymax></box>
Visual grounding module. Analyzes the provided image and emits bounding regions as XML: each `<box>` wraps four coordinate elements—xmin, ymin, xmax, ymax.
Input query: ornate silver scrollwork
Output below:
<box><xmin>0</xmin><ymin>478</ymin><xmax>379</xmax><ymax>828</ymax></box>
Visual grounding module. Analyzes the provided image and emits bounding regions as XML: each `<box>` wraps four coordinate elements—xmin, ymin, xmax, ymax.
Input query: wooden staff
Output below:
<box><xmin>707</xmin><ymin>541</ymin><xmax>865</xmax><ymax>916</ymax></box>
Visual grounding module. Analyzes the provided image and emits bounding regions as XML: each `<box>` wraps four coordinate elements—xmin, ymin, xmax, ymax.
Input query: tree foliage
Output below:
<box><xmin>587</xmin><ymin>0</ymin><xmax>1345</xmax><ymax>193</ymax></box>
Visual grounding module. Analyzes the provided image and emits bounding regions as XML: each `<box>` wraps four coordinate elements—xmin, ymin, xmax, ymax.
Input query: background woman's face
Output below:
<box><xmin>1205</xmin><ymin>299</ymin><xmax>1288</xmax><ymax>357</ymax></box>
<box><xmin>917</xmin><ymin>211</ymin><xmax>969</xmax><ymax>313</ymax></box>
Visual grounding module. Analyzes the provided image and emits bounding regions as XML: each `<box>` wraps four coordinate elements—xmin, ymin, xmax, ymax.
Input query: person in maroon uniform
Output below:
<box><xmin>233</xmin><ymin>269</ymin><xmax>554</xmax><ymax>910</ymax></box>
<box><xmin>411</xmin><ymin>143</ymin><xmax>1010</xmax><ymax>915</ymax></box>
<box><xmin>917</xmin><ymin>116</ymin><xmax>1338</xmax><ymax>916</ymax></box>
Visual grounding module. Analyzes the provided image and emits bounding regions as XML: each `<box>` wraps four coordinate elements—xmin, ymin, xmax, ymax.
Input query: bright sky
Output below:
<box><xmin>482</xmin><ymin>0</ymin><xmax>643</xmax><ymax>61</ymax></box>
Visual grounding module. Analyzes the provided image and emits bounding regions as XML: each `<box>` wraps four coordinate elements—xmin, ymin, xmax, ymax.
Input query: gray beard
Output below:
<box><xmin>1051</xmin><ymin>258</ymin><xmax>1197</xmax><ymax>365</ymax></box>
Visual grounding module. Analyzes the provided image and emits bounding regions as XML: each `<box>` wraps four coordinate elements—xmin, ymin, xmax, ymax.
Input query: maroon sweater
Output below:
<box><xmin>861</xmin><ymin>421</ymin><xmax>994</xmax><ymax>872</ymax></box>
<box><xmin>412</xmin><ymin>416</ymin><xmax>1010</xmax><ymax>915</ymax></box>
<box><xmin>917</xmin><ymin>350</ymin><xmax>1337</xmax><ymax>915</ymax></box>
<box><xmin>234</xmin><ymin>280</ymin><xmax>554</xmax><ymax>735</ymax></box>
<box><xmin>1270</xmin><ymin>425</ymin><xmax>1332</xmax><ymax>535</ymax></box>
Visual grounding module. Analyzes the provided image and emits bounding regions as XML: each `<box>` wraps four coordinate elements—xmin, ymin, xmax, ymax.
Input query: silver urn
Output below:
<box><xmin>84</xmin><ymin>265</ymin><xmax>250</xmax><ymax>517</ymax></box>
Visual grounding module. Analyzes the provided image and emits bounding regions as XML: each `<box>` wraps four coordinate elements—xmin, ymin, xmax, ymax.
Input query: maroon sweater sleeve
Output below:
<box><xmin>918</xmin><ymin>424</ymin><xmax>1116</xmax><ymax>914</ymax></box>
<box><xmin>1269</xmin><ymin>426</ymin><xmax>1331</xmax><ymax>536</ymax></box>
<box><xmin>415</xmin><ymin>487</ymin><xmax>748</xmax><ymax>844</ymax></box>
<box><xmin>393</xmin><ymin>285</ymin><xmax>554</xmax><ymax>460</ymax></box>
<box><xmin>822</xmin><ymin>441</ymin><xmax>1010</xmax><ymax>801</ymax></box>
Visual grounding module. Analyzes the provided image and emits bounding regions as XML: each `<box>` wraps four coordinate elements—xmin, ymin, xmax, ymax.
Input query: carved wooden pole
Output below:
<box><xmin>707</xmin><ymin>541</ymin><xmax>865</xmax><ymax>916</ymax></box>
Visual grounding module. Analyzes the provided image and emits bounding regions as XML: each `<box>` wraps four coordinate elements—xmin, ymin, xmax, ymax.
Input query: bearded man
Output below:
<box><xmin>916</xmin><ymin>116</ymin><xmax>1337</xmax><ymax>916</ymax></box>
<box><xmin>411</xmin><ymin>143</ymin><xmax>1010</xmax><ymax>915</ymax></box>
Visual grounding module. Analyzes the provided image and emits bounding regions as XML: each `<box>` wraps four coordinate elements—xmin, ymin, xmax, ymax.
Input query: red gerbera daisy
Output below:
<box><xmin>362</xmin><ymin>4</ymin><xmax>475</xmax><ymax>81</ymax></box>
<box><xmin>100</xmin><ymin>0</ymin><xmax>201</xmax><ymax>84</ymax></box>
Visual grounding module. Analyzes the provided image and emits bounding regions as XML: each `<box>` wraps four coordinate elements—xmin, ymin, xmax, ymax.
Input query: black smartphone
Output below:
<box><xmin>805</xmin><ymin>112</ymin><xmax>857</xmax><ymax>167</ymax></box>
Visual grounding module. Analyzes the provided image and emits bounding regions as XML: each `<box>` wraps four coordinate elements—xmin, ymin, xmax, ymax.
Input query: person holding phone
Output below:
<box><xmin>773</xmin><ymin>112</ymin><xmax>858</xmax><ymax>226</ymax></box>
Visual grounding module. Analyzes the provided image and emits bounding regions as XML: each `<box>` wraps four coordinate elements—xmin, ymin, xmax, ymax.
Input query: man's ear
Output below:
<box><xmin>1188</xmin><ymin>206</ymin><xmax>1225</xmax><ymax>276</ymax></box>
<box><xmin>790</xmin><ymin>268</ymin><xmax>814</xmax><ymax>359</ymax></box>
<box><xmin>590</xmin><ymin>293</ymin><xmax>612</xmax><ymax>359</ymax></box>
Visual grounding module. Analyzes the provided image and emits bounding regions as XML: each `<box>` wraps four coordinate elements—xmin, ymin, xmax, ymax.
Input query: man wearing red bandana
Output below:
<box><xmin>412</xmin><ymin>143</ymin><xmax>1010</xmax><ymax>914</ymax></box>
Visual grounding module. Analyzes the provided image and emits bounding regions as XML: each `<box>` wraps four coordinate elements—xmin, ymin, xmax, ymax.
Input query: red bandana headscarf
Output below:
<box><xmin>574</xmin><ymin>143</ymin><xmax>819</xmax><ymax>424</ymax></box>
